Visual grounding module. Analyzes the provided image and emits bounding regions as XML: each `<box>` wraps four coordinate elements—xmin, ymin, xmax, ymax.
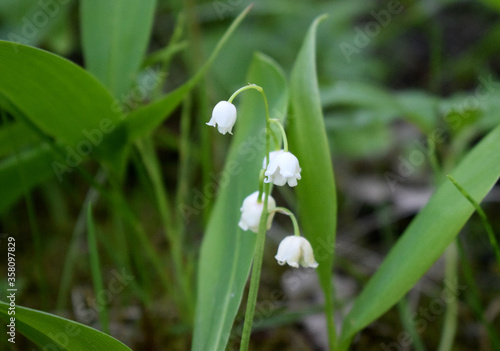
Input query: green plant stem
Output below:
<box><xmin>270</xmin><ymin>119</ymin><xmax>288</xmax><ymax>152</ymax></box>
<box><xmin>240</xmin><ymin>182</ymin><xmax>270</xmax><ymax>351</ymax></box>
<box><xmin>271</xmin><ymin>207</ymin><xmax>300</xmax><ymax>237</ymax></box>
<box><xmin>262</xmin><ymin>91</ymin><xmax>271</xmax><ymax>173</ymax></box>
<box><xmin>396</xmin><ymin>298</ymin><xmax>426</xmax><ymax>351</ymax></box>
<box><xmin>269</xmin><ymin>126</ymin><xmax>281</xmax><ymax>151</ymax></box>
<box><xmin>87</xmin><ymin>203</ymin><xmax>110</xmax><ymax>334</ymax></box>
<box><xmin>108</xmin><ymin>180</ymin><xmax>134</xmax><ymax>283</ymax></box>
<box><xmin>228</xmin><ymin>84</ymin><xmax>262</xmax><ymax>103</ymax></box>
<box><xmin>229</xmin><ymin>83</ymin><xmax>272</xmax><ymax>203</ymax></box>
<box><xmin>377</xmin><ymin>206</ymin><xmax>426</xmax><ymax>351</ymax></box>
<box><xmin>143</xmin><ymin>12</ymin><xmax>186</xmax><ymax>83</ymax></box>
<box><xmin>437</xmin><ymin>242</ymin><xmax>458</xmax><ymax>351</ymax></box>
<box><xmin>56</xmin><ymin>170</ymin><xmax>106</xmax><ymax>310</ymax></box>
<box><xmin>457</xmin><ymin>238</ymin><xmax>500</xmax><ymax>349</ymax></box>
<box><xmin>57</xmin><ymin>169</ymin><xmax>150</xmax><ymax>310</ymax></box>
<box><xmin>13</xmin><ymin>107</ymin><xmax>165</xmax><ymax>312</ymax></box>
<box><xmin>427</xmin><ymin>134</ymin><xmax>442</xmax><ymax>184</ymax></box>
<box><xmin>257</xmin><ymin>169</ymin><xmax>265</xmax><ymax>202</ymax></box>
<box><xmin>136</xmin><ymin>138</ymin><xmax>194</xmax><ymax>321</ymax></box>
<box><xmin>26</xmin><ymin>128</ymin><xmax>167</xmax><ymax>309</ymax></box>
<box><xmin>239</xmin><ymin>85</ymin><xmax>272</xmax><ymax>351</ymax></box>
<box><xmin>447</xmin><ymin>175</ymin><xmax>500</xmax><ymax>268</ymax></box>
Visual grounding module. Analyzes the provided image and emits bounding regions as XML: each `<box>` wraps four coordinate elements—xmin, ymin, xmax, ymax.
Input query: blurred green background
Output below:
<box><xmin>1</xmin><ymin>0</ymin><xmax>500</xmax><ymax>350</ymax></box>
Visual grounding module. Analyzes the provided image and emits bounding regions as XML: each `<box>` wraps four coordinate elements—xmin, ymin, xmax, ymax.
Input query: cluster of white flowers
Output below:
<box><xmin>208</xmin><ymin>96</ymin><xmax>318</xmax><ymax>269</ymax></box>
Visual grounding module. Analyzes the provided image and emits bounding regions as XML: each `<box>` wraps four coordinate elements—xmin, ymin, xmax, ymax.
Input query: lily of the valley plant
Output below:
<box><xmin>207</xmin><ymin>83</ymin><xmax>317</xmax><ymax>351</ymax></box>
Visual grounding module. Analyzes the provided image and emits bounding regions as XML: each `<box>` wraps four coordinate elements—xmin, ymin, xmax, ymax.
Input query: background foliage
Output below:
<box><xmin>0</xmin><ymin>0</ymin><xmax>499</xmax><ymax>350</ymax></box>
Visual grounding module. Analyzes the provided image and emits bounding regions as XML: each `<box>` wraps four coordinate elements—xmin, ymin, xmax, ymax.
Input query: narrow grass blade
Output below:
<box><xmin>397</xmin><ymin>298</ymin><xmax>426</xmax><ymax>351</ymax></box>
<box><xmin>447</xmin><ymin>175</ymin><xmax>500</xmax><ymax>267</ymax></box>
<box><xmin>87</xmin><ymin>203</ymin><xmax>110</xmax><ymax>334</ymax></box>
<box><xmin>287</xmin><ymin>15</ymin><xmax>338</xmax><ymax>349</ymax></box>
<box><xmin>339</xmin><ymin>124</ymin><xmax>500</xmax><ymax>348</ymax></box>
<box><xmin>457</xmin><ymin>239</ymin><xmax>500</xmax><ymax>349</ymax></box>
<box><xmin>57</xmin><ymin>173</ymin><xmax>103</xmax><ymax>310</ymax></box>
<box><xmin>136</xmin><ymin>138</ymin><xmax>193</xmax><ymax>320</ymax></box>
<box><xmin>437</xmin><ymin>243</ymin><xmax>458</xmax><ymax>351</ymax></box>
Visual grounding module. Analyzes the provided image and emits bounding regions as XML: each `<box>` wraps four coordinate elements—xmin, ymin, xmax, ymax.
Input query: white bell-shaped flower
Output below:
<box><xmin>206</xmin><ymin>101</ymin><xmax>237</xmax><ymax>135</ymax></box>
<box><xmin>238</xmin><ymin>191</ymin><xmax>276</xmax><ymax>233</ymax></box>
<box><xmin>262</xmin><ymin>150</ymin><xmax>283</xmax><ymax>168</ymax></box>
<box><xmin>275</xmin><ymin>235</ymin><xmax>318</xmax><ymax>268</ymax></box>
<box><xmin>264</xmin><ymin>150</ymin><xmax>301</xmax><ymax>187</ymax></box>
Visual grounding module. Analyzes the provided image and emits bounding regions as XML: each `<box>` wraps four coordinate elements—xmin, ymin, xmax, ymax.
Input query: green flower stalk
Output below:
<box><xmin>207</xmin><ymin>83</ymin><xmax>316</xmax><ymax>351</ymax></box>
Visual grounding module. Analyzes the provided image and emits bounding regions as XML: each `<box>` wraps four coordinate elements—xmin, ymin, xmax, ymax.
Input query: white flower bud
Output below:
<box><xmin>238</xmin><ymin>191</ymin><xmax>276</xmax><ymax>233</ymax></box>
<box><xmin>275</xmin><ymin>236</ymin><xmax>318</xmax><ymax>268</ymax></box>
<box><xmin>206</xmin><ymin>101</ymin><xmax>237</xmax><ymax>135</ymax></box>
<box><xmin>264</xmin><ymin>150</ymin><xmax>301</xmax><ymax>187</ymax></box>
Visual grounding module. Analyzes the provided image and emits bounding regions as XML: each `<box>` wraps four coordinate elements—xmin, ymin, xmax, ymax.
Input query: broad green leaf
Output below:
<box><xmin>339</xmin><ymin>123</ymin><xmax>500</xmax><ymax>348</ymax></box>
<box><xmin>0</xmin><ymin>41</ymin><xmax>126</xmax><ymax>162</ymax></box>
<box><xmin>124</xmin><ymin>5</ymin><xmax>252</xmax><ymax>142</ymax></box>
<box><xmin>80</xmin><ymin>0</ymin><xmax>156</xmax><ymax>98</ymax></box>
<box><xmin>287</xmin><ymin>15</ymin><xmax>337</xmax><ymax>349</ymax></box>
<box><xmin>0</xmin><ymin>3</ymin><xmax>249</xmax><ymax>213</ymax></box>
<box><xmin>192</xmin><ymin>53</ymin><xmax>288</xmax><ymax>351</ymax></box>
<box><xmin>0</xmin><ymin>40</ymin><xmax>128</xmax><ymax>213</ymax></box>
<box><xmin>0</xmin><ymin>301</ymin><xmax>131</xmax><ymax>350</ymax></box>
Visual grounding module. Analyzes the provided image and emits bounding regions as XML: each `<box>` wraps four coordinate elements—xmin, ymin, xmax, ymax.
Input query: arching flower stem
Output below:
<box><xmin>227</xmin><ymin>83</ymin><xmax>272</xmax><ymax>171</ymax></box>
<box><xmin>228</xmin><ymin>84</ymin><xmax>260</xmax><ymax>103</ymax></box>
<box><xmin>270</xmin><ymin>119</ymin><xmax>288</xmax><ymax>152</ymax></box>
<box><xmin>269</xmin><ymin>207</ymin><xmax>301</xmax><ymax>237</ymax></box>
<box><xmin>228</xmin><ymin>84</ymin><xmax>272</xmax><ymax>203</ymax></box>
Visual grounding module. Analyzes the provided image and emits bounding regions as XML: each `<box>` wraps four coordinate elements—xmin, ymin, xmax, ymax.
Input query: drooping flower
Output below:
<box><xmin>206</xmin><ymin>101</ymin><xmax>237</xmax><ymax>135</ymax></box>
<box><xmin>275</xmin><ymin>235</ymin><xmax>318</xmax><ymax>268</ymax></box>
<box><xmin>262</xmin><ymin>150</ymin><xmax>283</xmax><ymax>169</ymax></box>
<box><xmin>238</xmin><ymin>191</ymin><xmax>276</xmax><ymax>233</ymax></box>
<box><xmin>264</xmin><ymin>150</ymin><xmax>301</xmax><ymax>187</ymax></box>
